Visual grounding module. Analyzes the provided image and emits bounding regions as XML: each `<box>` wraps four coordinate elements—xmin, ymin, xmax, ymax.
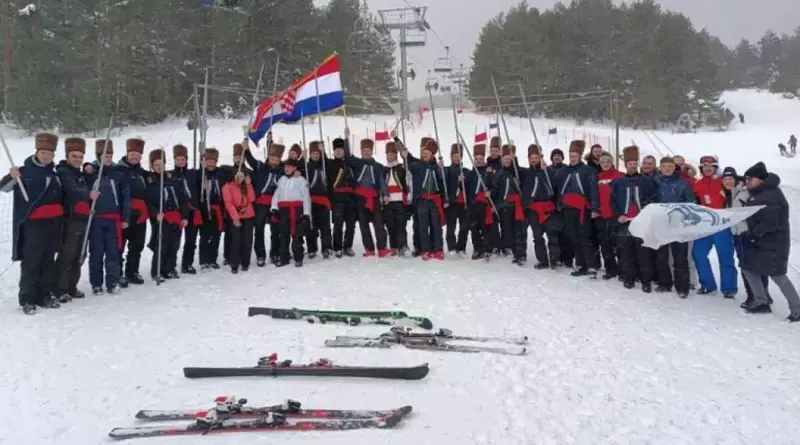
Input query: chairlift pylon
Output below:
<box><xmin>433</xmin><ymin>46</ymin><xmax>454</xmax><ymax>74</ymax></box>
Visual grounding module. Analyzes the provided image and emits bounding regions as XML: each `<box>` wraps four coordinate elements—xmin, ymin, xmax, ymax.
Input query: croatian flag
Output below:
<box><xmin>249</xmin><ymin>53</ymin><xmax>344</xmax><ymax>143</ymax></box>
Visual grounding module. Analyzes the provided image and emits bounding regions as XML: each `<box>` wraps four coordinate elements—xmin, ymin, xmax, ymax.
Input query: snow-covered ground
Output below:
<box><xmin>2</xmin><ymin>89</ymin><xmax>800</xmax><ymax>445</ymax></box>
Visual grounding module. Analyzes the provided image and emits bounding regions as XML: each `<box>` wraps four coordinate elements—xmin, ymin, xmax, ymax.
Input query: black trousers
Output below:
<box><xmin>617</xmin><ymin>223</ymin><xmax>654</xmax><ymax>284</ymax></box>
<box><xmin>223</xmin><ymin>220</ymin><xmax>232</xmax><ymax>263</ymax></box>
<box><xmin>148</xmin><ymin>220</ymin><xmax>181</xmax><ymax>277</ymax></box>
<box><xmin>229</xmin><ymin>218</ymin><xmax>254</xmax><ymax>268</ymax></box>
<box><xmin>306</xmin><ymin>202</ymin><xmax>332</xmax><ymax>254</ymax></box>
<box><xmin>445</xmin><ymin>203</ymin><xmax>470</xmax><ymax>252</ymax></box>
<box><xmin>498</xmin><ymin>205</ymin><xmax>526</xmax><ymax>259</ymax></box>
<box><xmin>254</xmin><ymin>204</ymin><xmax>279</xmax><ymax>260</ymax></box>
<box><xmin>384</xmin><ymin>201</ymin><xmax>408</xmax><ymax>250</ymax></box>
<box><xmin>357</xmin><ymin>197</ymin><xmax>387</xmax><ymax>251</ymax></box>
<box><xmin>278</xmin><ymin>207</ymin><xmax>305</xmax><ymax>262</ymax></box>
<box><xmin>594</xmin><ymin>218</ymin><xmax>619</xmax><ymax>275</ymax></box>
<box><xmin>656</xmin><ymin>241</ymin><xmax>690</xmax><ymax>293</ymax></box>
<box><xmin>199</xmin><ymin>210</ymin><xmax>222</xmax><ymax>265</ymax></box>
<box><xmin>181</xmin><ymin>224</ymin><xmax>199</xmax><ymax>269</ymax></box>
<box><xmin>562</xmin><ymin>207</ymin><xmax>598</xmax><ymax>270</ymax></box>
<box><xmin>18</xmin><ymin>219</ymin><xmax>60</xmax><ymax>306</ymax></box>
<box><xmin>525</xmin><ymin>210</ymin><xmax>561</xmax><ymax>265</ymax></box>
<box><xmin>54</xmin><ymin>219</ymin><xmax>87</xmax><ymax>296</ymax></box>
<box><xmin>120</xmin><ymin>218</ymin><xmax>146</xmax><ymax>278</ymax></box>
<box><xmin>331</xmin><ymin>196</ymin><xmax>356</xmax><ymax>252</ymax></box>
<box><xmin>469</xmin><ymin>202</ymin><xmax>496</xmax><ymax>255</ymax></box>
<box><xmin>411</xmin><ymin>202</ymin><xmax>421</xmax><ymax>252</ymax></box>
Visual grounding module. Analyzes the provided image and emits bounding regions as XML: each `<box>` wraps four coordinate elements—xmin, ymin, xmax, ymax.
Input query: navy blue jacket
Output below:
<box><xmin>0</xmin><ymin>155</ymin><xmax>63</xmax><ymax>260</ymax></box>
<box><xmin>657</xmin><ymin>172</ymin><xmax>694</xmax><ymax>204</ymax></box>
<box><xmin>171</xmin><ymin>167</ymin><xmax>200</xmax><ymax>210</ymax></box>
<box><xmin>519</xmin><ymin>166</ymin><xmax>557</xmax><ymax>205</ymax></box>
<box><xmin>198</xmin><ymin>168</ymin><xmax>224</xmax><ymax>207</ymax></box>
<box><xmin>345</xmin><ymin>154</ymin><xmax>388</xmax><ymax>196</ymax></box>
<box><xmin>146</xmin><ymin>171</ymin><xmax>190</xmax><ymax>221</ymax></box>
<box><xmin>491</xmin><ymin>166</ymin><xmax>522</xmax><ymax>207</ymax></box>
<box><xmin>242</xmin><ymin>149</ymin><xmax>281</xmax><ymax>200</ymax></box>
<box><xmin>444</xmin><ymin>163</ymin><xmax>469</xmax><ymax>204</ymax></box>
<box><xmin>56</xmin><ymin>160</ymin><xmax>91</xmax><ymax>220</ymax></box>
<box><xmin>116</xmin><ymin>156</ymin><xmax>148</xmax><ymax>202</ymax></box>
<box><xmin>466</xmin><ymin>166</ymin><xmax>493</xmax><ymax>203</ymax></box>
<box><xmin>303</xmin><ymin>158</ymin><xmax>328</xmax><ymax>197</ymax></box>
<box><xmin>406</xmin><ymin>155</ymin><xmax>446</xmax><ymax>203</ymax></box>
<box><xmin>85</xmin><ymin>163</ymin><xmax>131</xmax><ymax>220</ymax></box>
<box><xmin>742</xmin><ymin>173</ymin><xmax>790</xmax><ymax>276</ymax></box>
<box><xmin>553</xmin><ymin>162</ymin><xmax>599</xmax><ymax>212</ymax></box>
<box><xmin>610</xmin><ymin>172</ymin><xmax>659</xmax><ymax>217</ymax></box>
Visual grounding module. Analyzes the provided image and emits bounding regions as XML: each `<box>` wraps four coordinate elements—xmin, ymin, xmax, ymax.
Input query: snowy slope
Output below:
<box><xmin>2</xmin><ymin>90</ymin><xmax>800</xmax><ymax>445</ymax></box>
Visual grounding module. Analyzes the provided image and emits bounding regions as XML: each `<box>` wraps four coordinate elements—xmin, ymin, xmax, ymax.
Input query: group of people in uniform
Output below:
<box><xmin>3</xmin><ymin>124</ymin><xmax>799</xmax><ymax>321</ymax></box>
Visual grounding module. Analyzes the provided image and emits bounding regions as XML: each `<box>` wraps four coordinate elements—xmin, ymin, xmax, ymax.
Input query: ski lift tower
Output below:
<box><xmin>377</xmin><ymin>6</ymin><xmax>430</xmax><ymax>121</ymax></box>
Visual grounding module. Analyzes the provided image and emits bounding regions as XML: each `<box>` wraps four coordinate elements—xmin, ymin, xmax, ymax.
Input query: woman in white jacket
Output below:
<box><xmin>721</xmin><ymin>167</ymin><xmax>771</xmax><ymax>307</ymax></box>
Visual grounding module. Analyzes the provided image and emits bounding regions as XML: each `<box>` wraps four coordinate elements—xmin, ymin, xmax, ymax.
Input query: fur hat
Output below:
<box><xmin>309</xmin><ymin>141</ymin><xmax>322</xmax><ymax>154</ymax></box>
<box><xmin>126</xmin><ymin>137</ymin><xmax>145</xmax><ymax>154</ymax></box>
<box><xmin>450</xmin><ymin>143</ymin><xmax>462</xmax><ymax>156</ymax></box>
<box><xmin>423</xmin><ymin>139</ymin><xmax>438</xmax><ymax>155</ymax></box>
<box><xmin>95</xmin><ymin>139</ymin><xmax>113</xmax><ymax>156</ymax></box>
<box><xmin>233</xmin><ymin>143</ymin><xmax>244</xmax><ymax>157</ymax></box>
<box><xmin>149</xmin><ymin>148</ymin><xmax>165</xmax><ymax>166</ymax></box>
<box><xmin>501</xmin><ymin>144</ymin><xmax>514</xmax><ymax>156</ymax></box>
<box><xmin>203</xmin><ymin>148</ymin><xmax>219</xmax><ymax>161</ymax></box>
<box><xmin>289</xmin><ymin>144</ymin><xmax>302</xmax><ymax>157</ymax></box>
<box><xmin>268</xmin><ymin>143</ymin><xmax>285</xmax><ymax>158</ymax></box>
<box><xmin>622</xmin><ymin>145</ymin><xmax>639</xmax><ymax>163</ymax></box>
<box><xmin>699</xmin><ymin>155</ymin><xmax>719</xmax><ymax>167</ymax></box>
<box><xmin>385</xmin><ymin>141</ymin><xmax>397</xmax><ymax>154</ymax></box>
<box><xmin>64</xmin><ymin>137</ymin><xmax>86</xmax><ymax>154</ymax></box>
<box><xmin>420</xmin><ymin>137</ymin><xmax>433</xmax><ymax>149</ymax></box>
<box><xmin>527</xmin><ymin>144</ymin><xmax>541</xmax><ymax>157</ymax></box>
<box><xmin>569</xmin><ymin>139</ymin><xmax>586</xmax><ymax>154</ymax></box>
<box><xmin>550</xmin><ymin>148</ymin><xmax>564</xmax><ymax>160</ymax></box>
<box><xmin>360</xmin><ymin>138</ymin><xmax>374</xmax><ymax>150</ymax></box>
<box><xmin>473</xmin><ymin>144</ymin><xmax>486</xmax><ymax>157</ymax></box>
<box><xmin>744</xmin><ymin>162</ymin><xmax>768</xmax><ymax>180</ymax></box>
<box><xmin>173</xmin><ymin>144</ymin><xmax>188</xmax><ymax>159</ymax></box>
<box><xmin>490</xmin><ymin>136</ymin><xmax>501</xmax><ymax>148</ymax></box>
<box><xmin>35</xmin><ymin>133</ymin><xmax>58</xmax><ymax>152</ymax></box>
<box><xmin>332</xmin><ymin>138</ymin><xmax>345</xmax><ymax>150</ymax></box>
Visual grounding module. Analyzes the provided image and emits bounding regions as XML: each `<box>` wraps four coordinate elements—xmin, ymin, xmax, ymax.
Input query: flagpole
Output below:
<box><xmin>300</xmin><ymin>110</ymin><xmax>314</xmax><ymax>231</ymax></box>
<box><xmin>313</xmin><ymin>65</ymin><xmax>327</xmax><ymax>177</ymax></box>
<box><xmin>241</xmin><ymin>62</ymin><xmax>266</xmax><ymax>173</ymax></box>
<box><xmin>266</xmin><ymin>54</ymin><xmax>281</xmax><ymax>150</ymax></box>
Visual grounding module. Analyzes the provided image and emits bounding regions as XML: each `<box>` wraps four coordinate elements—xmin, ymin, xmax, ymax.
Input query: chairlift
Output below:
<box><xmin>439</xmin><ymin>78</ymin><xmax>452</xmax><ymax>93</ymax></box>
<box><xmin>400</xmin><ymin>29</ymin><xmax>427</xmax><ymax>47</ymax></box>
<box><xmin>433</xmin><ymin>46</ymin><xmax>454</xmax><ymax>74</ymax></box>
<box><xmin>425</xmin><ymin>70</ymin><xmax>439</xmax><ymax>92</ymax></box>
<box><xmin>347</xmin><ymin>31</ymin><xmax>370</xmax><ymax>55</ymax></box>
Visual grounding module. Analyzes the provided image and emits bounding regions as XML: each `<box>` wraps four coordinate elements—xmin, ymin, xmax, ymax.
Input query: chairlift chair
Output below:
<box><xmin>400</xmin><ymin>29</ymin><xmax>427</xmax><ymax>47</ymax></box>
<box><xmin>425</xmin><ymin>70</ymin><xmax>439</xmax><ymax>92</ymax></box>
<box><xmin>433</xmin><ymin>46</ymin><xmax>454</xmax><ymax>74</ymax></box>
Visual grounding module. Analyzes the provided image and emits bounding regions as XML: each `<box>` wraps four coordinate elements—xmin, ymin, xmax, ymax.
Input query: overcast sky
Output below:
<box><xmin>315</xmin><ymin>0</ymin><xmax>798</xmax><ymax>97</ymax></box>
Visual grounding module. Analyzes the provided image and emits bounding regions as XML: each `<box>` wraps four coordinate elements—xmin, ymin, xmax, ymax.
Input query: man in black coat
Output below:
<box><xmin>740</xmin><ymin>162</ymin><xmax>800</xmax><ymax>322</ymax></box>
<box><xmin>0</xmin><ymin>133</ymin><xmax>64</xmax><ymax>314</ymax></box>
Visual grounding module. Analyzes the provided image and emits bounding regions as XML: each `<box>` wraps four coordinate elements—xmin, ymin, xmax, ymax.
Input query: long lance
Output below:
<box><xmin>490</xmin><ymin>74</ymin><xmax>519</xmax><ymax>181</ymax></box>
<box><xmin>200</xmin><ymin>68</ymin><xmax>209</xmax><ymax>205</ymax></box>
<box><xmin>449</xmin><ymin>94</ymin><xmax>467</xmax><ymax>204</ymax></box>
<box><xmin>313</xmin><ymin>65</ymin><xmax>327</xmax><ymax>179</ymax></box>
<box><xmin>156</xmin><ymin>148</ymin><xmax>166</xmax><ymax>284</ymax></box>
<box><xmin>241</xmin><ymin>62</ymin><xmax>266</xmax><ymax>172</ymax></box>
<box><xmin>454</xmin><ymin>126</ymin><xmax>498</xmax><ymax>217</ymax></box>
<box><xmin>427</xmin><ymin>87</ymin><xmax>448</xmax><ymax>198</ymax></box>
<box><xmin>79</xmin><ymin>115</ymin><xmax>115</xmax><ymax>265</ymax></box>
<box><xmin>518</xmin><ymin>81</ymin><xmax>542</xmax><ymax>148</ymax></box>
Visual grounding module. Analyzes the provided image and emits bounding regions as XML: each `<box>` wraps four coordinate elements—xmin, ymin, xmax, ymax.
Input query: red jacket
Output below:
<box><xmin>597</xmin><ymin>168</ymin><xmax>624</xmax><ymax>219</ymax></box>
<box><xmin>693</xmin><ymin>175</ymin><xmax>724</xmax><ymax>209</ymax></box>
<box><xmin>222</xmin><ymin>181</ymin><xmax>256</xmax><ymax>221</ymax></box>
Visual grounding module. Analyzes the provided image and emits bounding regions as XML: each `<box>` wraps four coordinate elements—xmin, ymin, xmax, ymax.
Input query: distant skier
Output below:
<box><xmin>779</xmin><ymin>143</ymin><xmax>789</xmax><ymax>157</ymax></box>
<box><xmin>738</xmin><ymin>113</ymin><xmax>745</xmax><ymax>124</ymax></box>
<box><xmin>789</xmin><ymin>134</ymin><xmax>797</xmax><ymax>154</ymax></box>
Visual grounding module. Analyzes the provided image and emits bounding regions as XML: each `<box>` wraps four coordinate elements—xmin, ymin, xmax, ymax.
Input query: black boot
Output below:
<box><xmin>745</xmin><ymin>304</ymin><xmax>772</xmax><ymax>314</ymax></box>
<box><xmin>182</xmin><ymin>265</ymin><xmax>197</xmax><ymax>275</ymax></box>
<box><xmin>334</xmin><ymin>250</ymin><xmax>343</xmax><ymax>259</ymax></box>
<box><xmin>56</xmin><ymin>293</ymin><xmax>72</xmax><ymax>303</ymax></box>
<box><xmin>231</xmin><ymin>267</ymin><xmax>239</xmax><ymax>274</ymax></box>
<box><xmin>127</xmin><ymin>274</ymin><xmax>145</xmax><ymax>285</ymax></box>
<box><xmin>92</xmin><ymin>286</ymin><xmax>105</xmax><ymax>296</ymax></box>
<box><xmin>534</xmin><ymin>262</ymin><xmax>549</xmax><ymax>270</ymax></box>
<box><xmin>22</xmin><ymin>304</ymin><xmax>36</xmax><ymax>315</ymax></box>
<box><xmin>39</xmin><ymin>296</ymin><xmax>61</xmax><ymax>309</ymax></box>
<box><xmin>602</xmin><ymin>271</ymin><xmax>617</xmax><ymax>280</ymax></box>
<box><xmin>642</xmin><ymin>283</ymin><xmax>652</xmax><ymax>294</ymax></box>
<box><xmin>118</xmin><ymin>276</ymin><xmax>129</xmax><ymax>288</ymax></box>
<box><xmin>343</xmin><ymin>248</ymin><xmax>355</xmax><ymax>257</ymax></box>
<box><xmin>308</xmin><ymin>252</ymin><xmax>317</xmax><ymax>259</ymax></box>
<box><xmin>295</xmin><ymin>260</ymin><xmax>303</xmax><ymax>267</ymax></box>
<box><xmin>322</xmin><ymin>250</ymin><xmax>332</xmax><ymax>259</ymax></box>
<box><xmin>151</xmin><ymin>275</ymin><xmax>166</xmax><ymax>285</ymax></box>
<box><xmin>472</xmin><ymin>252</ymin><xmax>483</xmax><ymax>260</ymax></box>
<box><xmin>257</xmin><ymin>257</ymin><xmax>266</xmax><ymax>267</ymax></box>
<box><xmin>655</xmin><ymin>285</ymin><xmax>671</xmax><ymax>293</ymax></box>
<box><xmin>71</xmin><ymin>290</ymin><xmax>86</xmax><ymax>299</ymax></box>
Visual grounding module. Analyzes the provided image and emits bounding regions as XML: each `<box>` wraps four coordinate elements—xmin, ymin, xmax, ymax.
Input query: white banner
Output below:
<box><xmin>628</xmin><ymin>203</ymin><xmax>764</xmax><ymax>249</ymax></box>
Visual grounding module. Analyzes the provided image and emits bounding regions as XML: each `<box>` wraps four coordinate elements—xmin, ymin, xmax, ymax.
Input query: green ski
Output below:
<box><xmin>247</xmin><ymin>307</ymin><xmax>433</xmax><ymax>330</ymax></box>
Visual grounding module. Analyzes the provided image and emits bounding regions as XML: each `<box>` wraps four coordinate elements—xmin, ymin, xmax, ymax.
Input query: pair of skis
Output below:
<box><xmin>183</xmin><ymin>353</ymin><xmax>430</xmax><ymax>380</ymax></box>
<box><xmin>248</xmin><ymin>306</ymin><xmax>434</xmax><ymax>329</ymax></box>
<box><xmin>325</xmin><ymin>327</ymin><xmax>528</xmax><ymax>356</ymax></box>
<box><xmin>111</xmin><ymin>397</ymin><xmax>412</xmax><ymax>440</ymax></box>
